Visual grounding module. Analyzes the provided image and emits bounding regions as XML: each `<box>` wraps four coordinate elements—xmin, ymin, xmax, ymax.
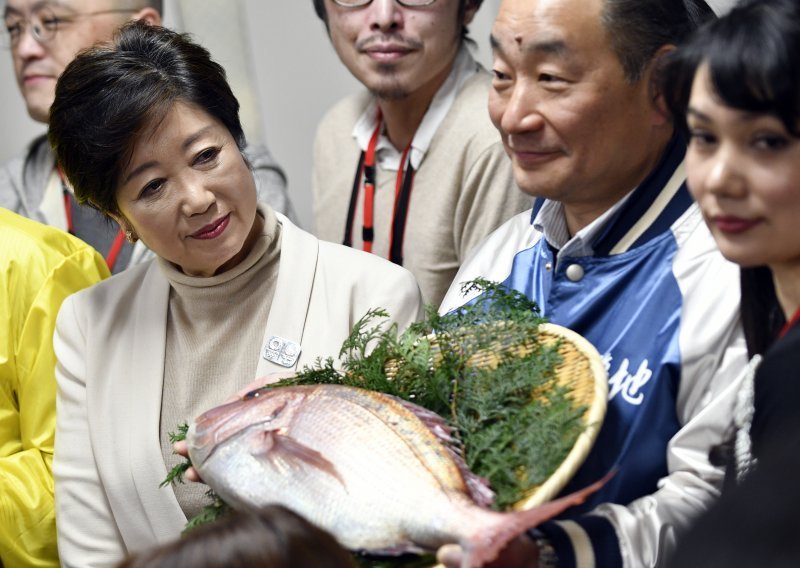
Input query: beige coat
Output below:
<box><xmin>53</xmin><ymin>213</ymin><xmax>423</xmax><ymax>567</ymax></box>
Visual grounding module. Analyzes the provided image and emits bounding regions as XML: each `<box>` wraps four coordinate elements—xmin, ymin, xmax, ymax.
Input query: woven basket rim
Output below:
<box><xmin>513</xmin><ymin>322</ymin><xmax>608</xmax><ymax>510</ymax></box>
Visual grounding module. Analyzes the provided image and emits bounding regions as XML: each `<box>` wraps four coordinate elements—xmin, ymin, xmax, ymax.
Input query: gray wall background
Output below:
<box><xmin>0</xmin><ymin>0</ymin><xmax>735</xmax><ymax>230</ymax></box>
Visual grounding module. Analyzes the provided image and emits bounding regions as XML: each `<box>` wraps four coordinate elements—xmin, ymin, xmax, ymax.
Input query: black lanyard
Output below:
<box><xmin>343</xmin><ymin>114</ymin><xmax>416</xmax><ymax>266</ymax></box>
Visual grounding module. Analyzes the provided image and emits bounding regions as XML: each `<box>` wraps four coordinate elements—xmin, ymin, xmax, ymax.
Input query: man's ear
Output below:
<box><xmin>647</xmin><ymin>44</ymin><xmax>676</xmax><ymax>127</ymax></box>
<box><xmin>133</xmin><ymin>7</ymin><xmax>162</xmax><ymax>26</ymax></box>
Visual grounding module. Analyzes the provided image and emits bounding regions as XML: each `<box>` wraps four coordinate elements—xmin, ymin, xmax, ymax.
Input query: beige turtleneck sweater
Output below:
<box><xmin>158</xmin><ymin>208</ymin><xmax>281</xmax><ymax>519</ymax></box>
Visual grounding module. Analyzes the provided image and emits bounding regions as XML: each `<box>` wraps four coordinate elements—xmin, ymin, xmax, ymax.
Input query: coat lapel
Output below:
<box><xmin>120</xmin><ymin>263</ymin><xmax>187</xmax><ymax>543</ymax></box>
<box><xmin>255</xmin><ymin>213</ymin><xmax>319</xmax><ymax>377</ymax></box>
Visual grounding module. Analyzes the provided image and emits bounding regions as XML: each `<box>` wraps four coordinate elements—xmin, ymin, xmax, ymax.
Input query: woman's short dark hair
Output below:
<box><xmin>117</xmin><ymin>505</ymin><xmax>356</xmax><ymax>568</ymax></box>
<box><xmin>662</xmin><ymin>0</ymin><xmax>800</xmax><ymax>137</ymax></box>
<box><xmin>48</xmin><ymin>21</ymin><xmax>246</xmax><ymax>218</ymax></box>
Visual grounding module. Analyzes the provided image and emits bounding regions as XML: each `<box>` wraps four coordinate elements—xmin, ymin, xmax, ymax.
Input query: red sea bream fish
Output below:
<box><xmin>187</xmin><ymin>384</ymin><xmax>601</xmax><ymax>567</ymax></box>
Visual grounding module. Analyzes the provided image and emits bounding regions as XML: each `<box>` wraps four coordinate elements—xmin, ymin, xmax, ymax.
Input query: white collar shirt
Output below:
<box><xmin>532</xmin><ymin>190</ymin><xmax>635</xmax><ymax>261</ymax></box>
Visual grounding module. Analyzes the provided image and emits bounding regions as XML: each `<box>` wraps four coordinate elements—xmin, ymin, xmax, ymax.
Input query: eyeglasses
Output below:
<box><xmin>332</xmin><ymin>0</ymin><xmax>437</xmax><ymax>7</ymax></box>
<box><xmin>2</xmin><ymin>6</ymin><xmax>137</xmax><ymax>49</ymax></box>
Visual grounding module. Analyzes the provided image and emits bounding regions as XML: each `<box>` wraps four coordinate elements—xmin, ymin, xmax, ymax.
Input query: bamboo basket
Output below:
<box><xmin>386</xmin><ymin>321</ymin><xmax>607</xmax><ymax>511</ymax></box>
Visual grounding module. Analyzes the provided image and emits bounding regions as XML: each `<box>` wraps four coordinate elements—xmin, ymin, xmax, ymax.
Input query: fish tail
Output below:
<box><xmin>463</xmin><ymin>473</ymin><xmax>610</xmax><ymax>567</ymax></box>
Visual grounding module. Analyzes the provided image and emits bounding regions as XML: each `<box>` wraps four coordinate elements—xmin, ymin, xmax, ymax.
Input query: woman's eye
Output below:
<box><xmin>753</xmin><ymin>133</ymin><xmax>789</xmax><ymax>151</ymax></box>
<box><xmin>139</xmin><ymin>179</ymin><xmax>165</xmax><ymax>199</ymax></box>
<box><xmin>688</xmin><ymin>129</ymin><xmax>716</xmax><ymax>147</ymax></box>
<box><xmin>194</xmin><ymin>147</ymin><xmax>220</xmax><ymax>165</ymax></box>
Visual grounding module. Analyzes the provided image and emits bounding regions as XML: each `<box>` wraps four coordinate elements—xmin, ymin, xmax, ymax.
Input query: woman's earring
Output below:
<box><xmin>124</xmin><ymin>230</ymin><xmax>138</xmax><ymax>244</ymax></box>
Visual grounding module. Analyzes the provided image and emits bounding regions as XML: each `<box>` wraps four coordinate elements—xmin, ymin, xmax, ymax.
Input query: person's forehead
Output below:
<box><xmin>493</xmin><ymin>0</ymin><xmax>609</xmax><ymax>57</ymax></box>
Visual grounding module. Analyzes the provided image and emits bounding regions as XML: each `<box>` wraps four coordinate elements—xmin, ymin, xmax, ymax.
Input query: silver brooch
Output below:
<box><xmin>263</xmin><ymin>336</ymin><xmax>302</xmax><ymax>368</ymax></box>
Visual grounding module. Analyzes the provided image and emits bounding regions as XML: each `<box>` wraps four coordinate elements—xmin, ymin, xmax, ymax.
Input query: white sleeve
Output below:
<box><xmin>559</xmin><ymin>223</ymin><xmax>748</xmax><ymax>568</ymax></box>
<box><xmin>54</xmin><ymin>296</ymin><xmax>127</xmax><ymax>568</ymax></box>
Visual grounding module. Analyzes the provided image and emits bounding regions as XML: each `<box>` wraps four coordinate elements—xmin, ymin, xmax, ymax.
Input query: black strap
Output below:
<box><xmin>389</xmin><ymin>165</ymin><xmax>415</xmax><ymax>266</ymax></box>
<box><xmin>343</xmin><ymin>151</ymin><xmax>365</xmax><ymax>248</ymax></box>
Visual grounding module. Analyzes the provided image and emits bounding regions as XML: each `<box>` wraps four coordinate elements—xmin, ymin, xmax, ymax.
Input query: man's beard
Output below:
<box><xmin>368</xmin><ymin>66</ymin><xmax>411</xmax><ymax>100</ymax></box>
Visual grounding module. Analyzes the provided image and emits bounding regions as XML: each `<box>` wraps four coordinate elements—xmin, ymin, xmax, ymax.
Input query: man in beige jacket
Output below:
<box><xmin>311</xmin><ymin>0</ymin><xmax>529</xmax><ymax>306</ymax></box>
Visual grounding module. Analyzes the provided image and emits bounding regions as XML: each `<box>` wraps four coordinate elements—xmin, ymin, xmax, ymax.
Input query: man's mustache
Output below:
<box><xmin>356</xmin><ymin>34</ymin><xmax>423</xmax><ymax>52</ymax></box>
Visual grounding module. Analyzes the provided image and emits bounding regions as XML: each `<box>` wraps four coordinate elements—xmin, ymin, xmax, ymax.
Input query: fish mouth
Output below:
<box><xmin>188</xmin><ymin>419</ymin><xmax>268</xmax><ymax>467</ymax></box>
<box><xmin>188</xmin><ymin>400</ymin><xmax>250</xmax><ymax>463</ymax></box>
<box><xmin>187</xmin><ymin>397</ymin><xmax>296</xmax><ymax>466</ymax></box>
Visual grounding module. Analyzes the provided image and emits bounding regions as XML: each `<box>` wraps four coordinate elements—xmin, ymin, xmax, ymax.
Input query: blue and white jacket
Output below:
<box><xmin>440</xmin><ymin>138</ymin><xmax>748</xmax><ymax>568</ymax></box>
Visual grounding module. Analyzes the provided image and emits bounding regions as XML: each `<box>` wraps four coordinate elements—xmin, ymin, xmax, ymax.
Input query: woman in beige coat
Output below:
<box><xmin>48</xmin><ymin>22</ymin><xmax>422</xmax><ymax>568</ymax></box>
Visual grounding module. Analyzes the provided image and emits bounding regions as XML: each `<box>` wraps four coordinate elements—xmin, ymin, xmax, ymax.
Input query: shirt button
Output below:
<box><xmin>545</xmin><ymin>262</ymin><xmax>553</xmax><ymax>272</ymax></box>
<box><xmin>566</xmin><ymin>263</ymin><xmax>584</xmax><ymax>282</ymax></box>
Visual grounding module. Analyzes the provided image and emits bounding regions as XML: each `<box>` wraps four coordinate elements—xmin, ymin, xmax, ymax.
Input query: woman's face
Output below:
<box><xmin>115</xmin><ymin>101</ymin><xmax>259</xmax><ymax>277</ymax></box>
<box><xmin>686</xmin><ymin>64</ymin><xmax>800</xmax><ymax>272</ymax></box>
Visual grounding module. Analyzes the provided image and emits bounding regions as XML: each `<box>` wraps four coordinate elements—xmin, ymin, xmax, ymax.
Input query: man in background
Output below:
<box><xmin>0</xmin><ymin>207</ymin><xmax>109</xmax><ymax>567</ymax></box>
<box><xmin>0</xmin><ymin>0</ymin><xmax>294</xmax><ymax>273</ymax></box>
<box><xmin>311</xmin><ymin>0</ymin><xmax>529</xmax><ymax>306</ymax></box>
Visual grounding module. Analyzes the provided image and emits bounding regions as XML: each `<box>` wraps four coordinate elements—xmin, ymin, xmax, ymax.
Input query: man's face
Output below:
<box><xmin>488</xmin><ymin>0</ymin><xmax>669</xmax><ymax>222</ymax></box>
<box><xmin>4</xmin><ymin>0</ymin><xmax>139</xmax><ymax>123</ymax></box>
<box><xmin>324</xmin><ymin>0</ymin><xmax>475</xmax><ymax>102</ymax></box>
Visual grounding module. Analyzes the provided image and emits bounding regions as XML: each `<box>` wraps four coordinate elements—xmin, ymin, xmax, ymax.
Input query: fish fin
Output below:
<box><xmin>463</xmin><ymin>471</ymin><xmax>614</xmax><ymax>568</ymax></box>
<box><xmin>252</xmin><ymin>430</ymin><xmax>346</xmax><ymax>487</ymax></box>
<box><xmin>391</xmin><ymin>396</ymin><xmax>495</xmax><ymax>508</ymax></box>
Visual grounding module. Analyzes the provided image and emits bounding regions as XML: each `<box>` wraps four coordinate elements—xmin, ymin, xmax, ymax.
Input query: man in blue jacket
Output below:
<box><xmin>439</xmin><ymin>0</ymin><xmax>748</xmax><ymax>566</ymax></box>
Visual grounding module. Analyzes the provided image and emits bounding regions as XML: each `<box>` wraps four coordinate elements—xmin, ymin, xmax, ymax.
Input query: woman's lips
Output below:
<box><xmin>712</xmin><ymin>215</ymin><xmax>760</xmax><ymax>234</ymax></box>
<box><xmin>191</xmin><ymin>214</ymin><xmax>230</xmax><ymax>240</ymax></box>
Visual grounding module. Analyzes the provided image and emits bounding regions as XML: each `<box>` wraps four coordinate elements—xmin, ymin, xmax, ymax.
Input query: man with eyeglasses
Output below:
<box><xmin>311</xmin><ymin>0</ymin><xmax>529</xmax><ymax>306</ymax></box>
<box><xmin>0</xmin><ymin>0</ymin><xmax>294</xmax><ymax>275</ymax></box>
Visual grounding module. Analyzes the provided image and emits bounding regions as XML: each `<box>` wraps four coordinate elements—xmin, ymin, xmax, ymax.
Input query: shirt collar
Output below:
<box><xmin>532</xmin><ymin>191</ymin><xmax>634</xmax><ymax>258</ymax></box>
<box><xmin>352</xmin><ymin>46</ymin><xmax>479</xmax><ymax>171</ymax></box>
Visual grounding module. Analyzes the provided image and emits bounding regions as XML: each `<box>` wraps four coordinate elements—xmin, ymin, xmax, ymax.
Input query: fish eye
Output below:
<box><xmin>244</xmin><ymin>388</ymin><xmax>265</xmax><ymax>400</ymax></box>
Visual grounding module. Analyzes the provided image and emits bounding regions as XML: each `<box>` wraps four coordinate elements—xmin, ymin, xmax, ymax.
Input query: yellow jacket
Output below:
<box><xmin>0</xmin><ymin>209</ymin><xmax>109</xmax><ymax>568</ymax></box>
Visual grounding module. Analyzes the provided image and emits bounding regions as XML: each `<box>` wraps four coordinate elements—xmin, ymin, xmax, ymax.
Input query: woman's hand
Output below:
<box><xmin>172</xmin><ymin>440</ymin><xmax>201</xmax><ymax>482</ymax></box>
<box><xmin>172</xmin><ymin>372</ymin><xmax>298</xmax><ymax>482</ymax></box>
<box><xmin>436</xmin><ymin>535</ymin><xmax>540</xmax><ymax>568</ymax></box>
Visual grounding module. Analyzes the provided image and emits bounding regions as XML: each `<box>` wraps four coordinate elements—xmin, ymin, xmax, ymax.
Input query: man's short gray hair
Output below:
<box><xmin>601</xmin><ymin>0</ymin><xmax>715</xmax><ymax>83</ymax></box>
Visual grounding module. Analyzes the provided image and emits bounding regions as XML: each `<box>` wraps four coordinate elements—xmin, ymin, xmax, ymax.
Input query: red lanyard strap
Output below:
<box><xmin>343</xmin><ymin>114</ymin><xmax>415</xmax><ymax>266</ymax></box>
<box><xmin>779</xmin><ymin>306</ymin><xmax>800</xmax><ymax>339</ymax></box>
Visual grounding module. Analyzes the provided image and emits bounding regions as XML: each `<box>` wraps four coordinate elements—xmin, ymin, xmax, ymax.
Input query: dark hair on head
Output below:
<box><xmin>117</xmin><ymin>505</ymin><xmax>356</xmax><ymax>568</ymax></box>
<box><xmin>602</xmin><ymin>0</ymin><xmax>715</xmax><ymax>83</ymax></box>
<box><xmin>662</xmin><ymin>0</ymin><xmax>800</xmax><ymax>138</ymax></box>
<box><xmin>311</xmin><ymin>0</ymin><xmax>484</xmax><ymax>43</ymax></box>
<box><xmin>48</xmin><ymin>20</ymin><xmax>246</xmax><ymax>218</ymax></box>
<box><xmin>740</xmin><ymin>266</ymin><xmax>786</xmax><ymax>358</ymax></box>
